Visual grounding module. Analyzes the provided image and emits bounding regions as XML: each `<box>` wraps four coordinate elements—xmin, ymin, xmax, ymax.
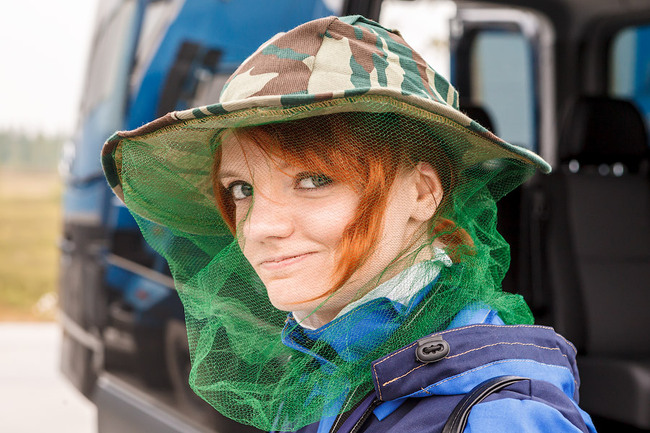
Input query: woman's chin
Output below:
<box><xmin>267</xmin><ymin>290</ymin><xmax>337</xmax><ymax>324</ymax></box>
<box><xmin>268</xmin><ymin>295</ymin><xmax>325</xmax><ymax>314</ymax></box>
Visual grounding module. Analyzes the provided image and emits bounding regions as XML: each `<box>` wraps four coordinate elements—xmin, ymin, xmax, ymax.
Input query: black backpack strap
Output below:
<box><xmin>442</xmin><ymin>375</ymin><xmax>528</xmax><ymax>433</ymax></box>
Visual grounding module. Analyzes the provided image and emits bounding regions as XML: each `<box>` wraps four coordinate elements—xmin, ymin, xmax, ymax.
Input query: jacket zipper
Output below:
<box><xmin>338</xmin><ymin>398</ymin><xmax>380</xmax><ymax>433</ymax></box>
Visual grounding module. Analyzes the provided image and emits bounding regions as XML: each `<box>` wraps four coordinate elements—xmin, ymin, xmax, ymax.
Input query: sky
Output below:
<box><xmin>0</xmin><ymin>0</ymin><xmax>99</xmax><ymax>136</ymax></box>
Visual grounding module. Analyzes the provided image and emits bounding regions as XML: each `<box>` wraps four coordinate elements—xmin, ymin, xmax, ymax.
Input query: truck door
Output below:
<box><xmin>449</xmin><ymin>4</ymin><xmax>556</xmax><ymax>303</ymax></box>
<box><xmin>59</xmin><ymin>0</ymin><xmax>144</xmax><ymax>397</ymax></box>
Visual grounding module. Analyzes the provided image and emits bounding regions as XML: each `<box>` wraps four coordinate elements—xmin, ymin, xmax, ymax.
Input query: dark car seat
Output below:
<box><xmin>533</xmin><ymin>96</ymin><xmax>650</xmax><ymax>428</ymax></box>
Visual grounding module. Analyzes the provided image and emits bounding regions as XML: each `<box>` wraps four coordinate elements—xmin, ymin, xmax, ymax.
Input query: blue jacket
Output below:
<box><xmin>279</xmin><ymin>308</ymin><xmax>596</xmax><ymax>433</ymax></box>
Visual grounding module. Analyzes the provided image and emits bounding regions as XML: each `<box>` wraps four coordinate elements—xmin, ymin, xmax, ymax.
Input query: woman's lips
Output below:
<box><xmin>259</xmin><ymin>252</ymin><xmax>315</xmax><ymax>271</ymax></box>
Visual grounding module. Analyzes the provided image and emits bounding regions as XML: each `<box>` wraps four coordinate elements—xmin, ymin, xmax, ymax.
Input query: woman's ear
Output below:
<box><xmin>410</xmin><ymin>161</ymin><xmax>443</xmax><ymax>222</ymax></box>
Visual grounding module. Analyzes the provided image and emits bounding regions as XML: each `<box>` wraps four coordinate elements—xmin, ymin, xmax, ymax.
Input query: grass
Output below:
<box><xmin>0</xmin><ymin>168</ymin><xmax>61</xmax><ymax>321</ymax></box>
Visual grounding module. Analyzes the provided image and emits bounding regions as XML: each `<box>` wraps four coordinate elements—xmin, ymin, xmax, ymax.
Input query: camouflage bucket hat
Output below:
<box><xmin>100</xmin><ymin>16</ymin><xmax>551</xmax><ymax>430</ymax></box>
<box><xmin>101</xmin><ymin>14</ymin><xmax>550</xmax><ymax>235</ymax></box>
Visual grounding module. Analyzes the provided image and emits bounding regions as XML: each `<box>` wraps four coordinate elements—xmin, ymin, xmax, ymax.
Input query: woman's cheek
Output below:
<box><xmin>302</xmin><ymin>197</ymin><xmax>357</xmax><ymax>245</ymax></box>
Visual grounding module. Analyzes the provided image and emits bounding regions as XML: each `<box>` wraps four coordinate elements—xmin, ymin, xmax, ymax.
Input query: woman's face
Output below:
<box><xmin>218</xmin><ymin>133</ymin><xmax>440</xmax><ymax>327</ymax></box>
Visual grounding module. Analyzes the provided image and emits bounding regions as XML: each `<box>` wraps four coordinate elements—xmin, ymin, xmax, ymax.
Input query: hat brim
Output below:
<box><xmin>102</xmin><ymin>91</ymin><xmax>550</xmax><ymax>236</ymax></box>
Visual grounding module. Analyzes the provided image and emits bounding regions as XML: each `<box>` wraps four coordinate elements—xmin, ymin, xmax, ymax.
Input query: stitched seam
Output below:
<box><xmin>373</xmin><ymin>324</ymin><xmax>528</xmax><ymax>367</ymax></box>
<box><xmin>374</xmin><ymin>324</ymin><xmax>573</xmax><ymax>389</ymax></box>
<box><xmin>374</xmin><ymin>342</ymin><xmax>418</xmax><ymax>366</ymax></box>
<box><xmin>380</xmin><ymin>342</ymin><xmax>567</xmax><ymax>388</ymax></box>
<box><xmin>422</xmin><ymin>359</ymin><xmax>578</xmax><ymax>392</ymax></box>
<box><xmin>437</xmin><ymin>323</ymin><xmax>554</xmax><ymax>336</ymax></box>
<box><xmin>374</xmin><ymin>324</ymin><xmax>560</xmax><ymax>367</ymax></box>
<box><xmin>556</xmin><ymin>333</ymin><xmax>578</xmax><ymax>355</ymax></box>
<box><xmin>372</xmin><ymin>362</ymin><xmax>383</xmax><ymax>401</ymax></box>
<box><xmin>446</xmin><ymin>341</ymin><xmax>568</xmax><ymax>360</ymax></box>
<box><xmin>382</xmin><ymin>363</ymin><xmax>426</xmax><ymax>387</ymax></box>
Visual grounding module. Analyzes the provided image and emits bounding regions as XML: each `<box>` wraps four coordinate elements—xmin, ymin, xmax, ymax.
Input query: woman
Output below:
<box><xmin>102</xmin><ymin>15</ymin><xmax>596</xmax><ymax>433</ymax></box>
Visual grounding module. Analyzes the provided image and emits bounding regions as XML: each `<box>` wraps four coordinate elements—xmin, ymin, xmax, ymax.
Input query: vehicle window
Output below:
<box><xmin>130</xmin><ymin>0</ymin><xmax>184</xmax><ymax>96</ymax></box>
<box><xmin>470</xmin><ymin>30</ymin><xmax>536</xmax><ymax>151</ymax></box>
<box><xmin>80</xmin><ymin>0</ymin><xmax>138</xmax><ymax>116</ymax></box>
<box><xmin>379</xmin><ymin>0</ymin><xmax>456</xmax><ymax>76</ymax></box>
<box><xmin>610</xmin><ymin>24</ymin><xmax>650</xmax><ymax>137</ymax></box>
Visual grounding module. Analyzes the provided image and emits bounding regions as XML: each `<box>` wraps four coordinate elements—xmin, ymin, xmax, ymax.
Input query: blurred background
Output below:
<box><xmin>1</xmin><ymin>0</ymin><xmax>99</xmax><ymax>431</ymax></box>
<box><xmin>0</xmin><ymin>0</ymin><xmax>98</xmax><ymax>320</ymax></box>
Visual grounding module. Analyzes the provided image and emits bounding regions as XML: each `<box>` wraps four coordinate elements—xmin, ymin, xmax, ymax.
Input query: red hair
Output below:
<box><xmin>212</xmin><ymin>113</ymin><xmax>458</xmax><ymax>292</ymax></box>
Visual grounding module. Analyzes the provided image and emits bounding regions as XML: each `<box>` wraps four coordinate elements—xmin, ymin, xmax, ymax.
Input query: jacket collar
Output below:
<box><xmin>371</xmin><ymin>323</ymin><xmax>580</xmax><ymax>403</ymax></box>
<box><xmin>281</xmin><ymin>256</ymin><xmax>452</xmax><ymax>364</ymax></box>
<box><xmin>281</xmin><ymin>280</ymin><xmax>437</xmax><ymax>365</ymax></box>
<box><xmin>292</xmin><ymin>250</ymin><xmax>452</xmax><ymax>330</ymax></box>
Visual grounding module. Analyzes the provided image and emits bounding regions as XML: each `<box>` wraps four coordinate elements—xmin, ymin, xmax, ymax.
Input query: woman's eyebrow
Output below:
<box><xmin>217</xmin><ymin>170</ymin><xmax>242</xmax><ymax>180</ymax></box>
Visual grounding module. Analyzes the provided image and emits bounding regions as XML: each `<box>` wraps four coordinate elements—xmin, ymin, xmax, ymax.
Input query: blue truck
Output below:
<box><xmin>60</xmin><ymin>1</ymin><xmax>650</xmax><ymax>432</ymax></box>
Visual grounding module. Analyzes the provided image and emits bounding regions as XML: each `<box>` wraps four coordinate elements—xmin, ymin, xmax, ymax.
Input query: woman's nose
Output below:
<box><xmin>242</xmin><ymin>193</ymin><xmax>294</xmax><ymax>241</ymax></box>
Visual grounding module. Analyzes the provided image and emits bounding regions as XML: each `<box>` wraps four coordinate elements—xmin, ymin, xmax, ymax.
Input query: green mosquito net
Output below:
<box><xmin>102</xmin><ymin>15</ymin><xmax>549</xmax><ymax>432</ymax></box>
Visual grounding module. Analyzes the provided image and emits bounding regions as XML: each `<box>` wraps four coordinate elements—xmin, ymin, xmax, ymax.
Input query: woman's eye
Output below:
<box><xmin>228</xmin><ymin>181</ymin><xmax>253</xmax><ymax>200</ymax></box>
<box><xmin>296</xmin><ymin>173</ymin><xmax>333</xmax><ymax>189</ymax></box>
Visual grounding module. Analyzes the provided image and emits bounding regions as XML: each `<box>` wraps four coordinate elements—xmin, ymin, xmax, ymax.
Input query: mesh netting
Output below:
<box><xmin>118</xmin><ymin>100</ymin><xmax>536</xmax><ymax>431</ymax></box>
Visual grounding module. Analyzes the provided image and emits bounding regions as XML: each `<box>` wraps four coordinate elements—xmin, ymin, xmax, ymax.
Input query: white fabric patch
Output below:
<box><xmin>425</xmin><ymin>68</ymin><xmax>445</xmax><ymax>104</ymax></box>
<box><xmin>219</xmin><ymin>67</ymin><xmax>278</xmax><ymax>102</ymax></box>
<box><xmin>307</xmin><ymin>36</ymin><xmax>353</xmax><ymax>94</ymax></box>
<box><xmin>302</xmin><ymin>55</ymin><xmax>316</xmax><ymax>72</ymax></box>
<box><xmin>381</xmin><ymin>37</ymin><xmax>405</xmax><ymax>91</ymax></box>
<box><xmin>446</xmin><ymin>84</ymin><xmax>456</xmax><ymax>106</ymax></box>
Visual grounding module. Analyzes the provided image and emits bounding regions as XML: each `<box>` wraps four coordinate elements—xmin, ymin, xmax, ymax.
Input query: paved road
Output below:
<box><xmin>0</xmin><ymin>322</ymin><xmax>96</xmax><ymax>433</ymax></box>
